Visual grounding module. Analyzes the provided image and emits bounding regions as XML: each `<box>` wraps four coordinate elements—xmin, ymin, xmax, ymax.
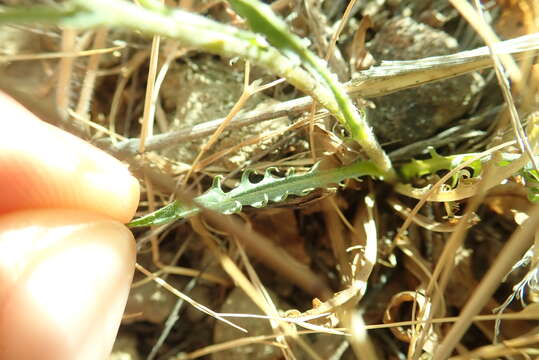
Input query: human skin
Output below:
<box><xmin>0</xmin><ymin>91</ymin><xmax>140</xmax><ymax>360</ymax></box>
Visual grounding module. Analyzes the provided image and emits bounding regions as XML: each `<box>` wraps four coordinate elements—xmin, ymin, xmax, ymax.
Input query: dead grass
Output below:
<box><xmin>1</xmin><ymin>0</ymin><xmax>538</xmax><ymax>359</ymax></box>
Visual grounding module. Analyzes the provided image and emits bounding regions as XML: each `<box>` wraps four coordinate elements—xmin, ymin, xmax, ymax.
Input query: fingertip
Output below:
<box><xmin>0</xmin><ymin>91</ymin><xmax>140</xmax><ymax>223</ymax></box>
<box><xmin>0</xmin><ymin>209</ymin><xmax>136</xmax><ymax>360</ymax></box>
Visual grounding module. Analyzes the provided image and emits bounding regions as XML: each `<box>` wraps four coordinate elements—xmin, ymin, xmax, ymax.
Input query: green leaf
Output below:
<box><xmin>399</xmin><ymin>147</ymin><xmax>482</xmax><ymax>180</ymax></box>
<box><xmin>128</xmin><ymin>160</ymin><xmax>384</xmax><ymax>227</ymax></box>
<box><xmin>527</xmin><ymin>187</ymin><xmax>539</xmax><ymax>202</ymax></box>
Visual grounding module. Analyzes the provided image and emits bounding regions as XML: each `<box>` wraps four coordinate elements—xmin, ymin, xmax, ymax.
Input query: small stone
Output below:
<box><xmin>212</xmin><ymin>288</ymin><xmax>289</xmax><ymax>360</ymax></box>
<box><xmin>109</xmin><ymin>332</ymin><xmax>141</xmax><ymax>360</ymax></box>
<box><xmin>366</xmin><ymin>16</ymin><xmax>485</xmax><ymax>145</ymax></box>
<box><xmin>160</xmin><ymin>57</ymin><xmax>289</xmax><ymax>170</ymax></box>
<box><xmin>124</xmin><ymin>280</ymin><xmax>180</xmax><ymax>325</ymax></box>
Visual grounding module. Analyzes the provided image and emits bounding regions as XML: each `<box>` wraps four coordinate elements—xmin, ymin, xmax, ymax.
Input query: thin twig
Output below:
<box><xmin>0</xmin><ymin>43</ymin><xmax>123</xmax><ymax>62</ymax></box>
<box><xmin>135</xmin><ymin>262</ymin><xmax>247</xmax><ymax>332</ymax></box>
<box><xmin>74</xmin><ymin>27</ymin><xmax>108</xmax><ymax>119</ymax></box>
<box><xmin>139</xmin><ymin>19</ymin><xmax>161</xmax><ymax>153</ymax></box>
<box><xmin>452</xmin><ymin>0</ymin><xmax>538</xmax><ymax>173</ymax></box>
<box><xmin>433</xmin><ymin>203</ymin><xmax>539</xmax><ymax>360</ymax></box>
<box><xmin>147</xmin><ymin>277</ymin><xmax>198</xmax><ymax>360</ymax></box>
<box><xmin>95</xmin><ymin>34</ymin><xmax>539</xmax><ymax>158</ymax></box>
<box><xmin>56</xmin><ymin>28</ymin><xmax>77</xmax><ymax>121</ymax></box>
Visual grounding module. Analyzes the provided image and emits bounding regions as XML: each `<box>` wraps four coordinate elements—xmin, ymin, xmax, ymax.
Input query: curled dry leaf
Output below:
<box><xmin>383</xmin><ymin>291</ymin><xmax>439</xmax><ymax>354</ymax></box>
<box><xmin>485</xmin><ymin>182</ymin><xmax>533</xmax><ymax>225</ymax></box>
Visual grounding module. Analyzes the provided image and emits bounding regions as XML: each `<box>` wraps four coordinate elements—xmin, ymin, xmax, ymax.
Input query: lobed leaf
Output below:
<box><xmin>129</xmin><ymin>160</ymin><xmax>384</xmax><ymax>227</ymax></box>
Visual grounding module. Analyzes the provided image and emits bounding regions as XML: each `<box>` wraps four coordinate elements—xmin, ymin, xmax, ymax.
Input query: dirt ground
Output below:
<box><xmin>1</xmin><ymin>0</ymin><xmax>538</xmax><ymax>359</ymax></box>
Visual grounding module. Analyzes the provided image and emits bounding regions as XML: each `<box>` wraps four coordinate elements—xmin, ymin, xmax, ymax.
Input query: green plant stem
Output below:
<box><xmin>228</xmin><ymin>0</ymin><xmax>394</xmax><ymax>176</ymax></box>
<box><xmin>0</xmin><ymin>1</ymin><xmax>334</xmax><ymax>123</ymax></box>
<box><xmin>0</xmin><ymin>4</ymin><xmax>80</xmax><ymax>23</ymax></box>
<box><xmin>0</xmin><ymin>0</ymin><xmax>394</xmax><ymax>177</ymax></box>
<box><xmin>128</xmin><ymin>150</ymin><xmax>536</xmax><ymax>227</ymax></box>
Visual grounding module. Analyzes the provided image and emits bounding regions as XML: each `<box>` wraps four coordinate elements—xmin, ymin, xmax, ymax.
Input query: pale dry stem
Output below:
<box><xmin>74</xmin><ymin>27</ymin><xmax>108</xmax><ymax>119</ymax></box>
<box><xmin>0</xmin><ymin>42</ymin><xmax>123</xmax><ymax>62</ymax></box>
<box><xmin>138</xmin><ymin>27</ymin><xmax>161</xmax><ymax>153</ymax></box>
<box><xmin>108</xmin><ymin>50</ymin><xmax>150</xmax><ymax>140</ymax></box>
<box><xmin>433</xmin><ymin>203</ymin><xmax>539</xmax><ymax>360</ymax></box>
<box><xmin>56</xmin><ymin>28</ymin><xmax>77</xmax><ymax>120</ymax></box>
<box><xmin>183</xmin><ymin>64</ymin><xmax>285</xmax><ymax>184</ymax></box>
<box><xmin>135</xmin><ymin>262</ymin><xmax>247</xmax><ymax>332</ymax></box>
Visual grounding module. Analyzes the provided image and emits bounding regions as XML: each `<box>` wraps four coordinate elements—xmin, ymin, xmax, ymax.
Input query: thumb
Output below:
<box><xmin>0</xmin><ymin>209</ymin><xmax>136</xmax><ymax>360</ymax></box>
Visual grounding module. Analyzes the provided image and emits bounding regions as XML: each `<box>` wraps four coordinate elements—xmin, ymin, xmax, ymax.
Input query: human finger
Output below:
<box><xmin>0</xmin><ymin>92</ymin><xmax>140</xmax><ymax>223</ymax></box>
<box><xmin>0</xmin><ymin>209</ymin><xmax>136</xmax><ymax>360</ymax></box>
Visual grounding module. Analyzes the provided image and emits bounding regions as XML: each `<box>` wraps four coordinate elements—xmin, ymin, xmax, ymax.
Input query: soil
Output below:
<box><xmin>1</xmin><ymin>0</ymin><xmax>537</xmax><ymax>359</ymax></box>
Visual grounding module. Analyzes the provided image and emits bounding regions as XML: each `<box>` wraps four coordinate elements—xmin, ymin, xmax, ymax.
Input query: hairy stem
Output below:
<box><xmin>0</xmin><ymin>0</ymin><xmax>393</xmax><ymax>176</ymax></box>
<box><xmin>229</xmin><ymin>0</ymin><xmax>393</xmax><ymax>175</ymax></box>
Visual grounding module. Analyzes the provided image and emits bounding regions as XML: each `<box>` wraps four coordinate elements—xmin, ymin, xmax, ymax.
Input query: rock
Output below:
<box><xmin>124</xmin><ymin>280</ymin><xmax>180</xmax><ymax>325</ymax></box>
<box><xmin>366</xmin><ymin>16</ymin><xmax>485</xmax><ymax>145</ymax></box>
<box><xmin>109</xmin><ymin>332</ymin><xmax>141</xmax><ymax>360</ymax></box>
<box><xmin>212</xmin><ymin>288</ymin><xmax>289</xmax><ymax>360</ymax></box>
<box><xmin>160</xmin><ymin>57</ymin><xmax>290</xmax><ymax>170</ymax></box>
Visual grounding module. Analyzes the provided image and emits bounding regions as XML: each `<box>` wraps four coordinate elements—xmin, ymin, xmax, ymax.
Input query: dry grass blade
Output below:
<box><xmin>146</xmin><ymin>277</ymin><xmax>198</xmax><ymax>360</ymax></box>
<box><xmin>451</xmin><ymin>0</ymin><xmax>537</xmax><ymax>172</ymax></box>
<box><xmin>134</xmin><ymin>263</ymin><xmax>247</xmax><ymax>333</ymax></box>
<box><xmin>323</xmin><ymin>197</ymin><xmax>353</xmax><ymax>282</ymax></box>
<box><xmin>449</xmin><ymin>332</ymin><xmax>539</xmax><ymax>359</ymax></box>
<box><xmin>138</xmin><ymin>23</ymin><xmax>161</xmax><ymax>153</ymax></box>
<box><xmin>0</xmin><ymin>43</ymin><xmax>123</xmax><ymax>61</ymax></box>
<box><xmin>388</xmin><ymin>197</ymin><xmax>471</xmax><ymax>232</ymax></box>
<box><xmin>345</xmin><ymin>192</ymin><xmax>379</xmax><ymax>359</ymax></box>
<box><xmin>68</xmin><ymin>109</ymin><xmax>127</xmax><ymax>141</ymax></box>
<box><xmin>350</xmin><ymin>32</ymin><xmax>539</xmax><ymax>97</ymax></box>
<box><xmin>56</xmin><ymin>28</ymin><xmax>77</xmax><ymax>121</ymax></box>
<box><xmin>74</xmin><ymin>27</ymin><xmax>108</xmax><ymax>119</ymax></box>
<box><xmin>450</xmin><ymin>0</ymin><xmax>522</xmax><ymax>83</ymax></box>
<box><xmin>99</xmin><ymin>33</ymin><xmax>539</xmax><ymax>157</ymax></box>
<box><xmin>107</xmin><ymin>49</ymin><xmax>149</xmax><ymax>139</ymax></box>
<box><xmin>176</xmin><ymin>330</ymin><xmax>320</xmax><ymax>360</ymax></box>
<box><xmin>433</xmin><ymin>203</ymin><xmax>539</xmax><ymax>359</ymax></box>
<box><xmin>131</xmin><ymin>264</ymin><xmax>230</xmax><ymax>287</ymax></box>
<box><xmin>369</xmin><ymin>310</ymin><xmax>539</xmax><ymax>331</ymax></box>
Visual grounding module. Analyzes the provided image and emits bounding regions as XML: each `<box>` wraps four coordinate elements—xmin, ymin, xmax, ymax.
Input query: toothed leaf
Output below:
<box><xmin>129</xmin><ymin>160</ymin><xmax>384</xmax><ymax>227</ymax></box>
<box><xmin>399</xmin><ymin>147</ymin><xmax>482</xmax><ymax>180</ymax></box>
